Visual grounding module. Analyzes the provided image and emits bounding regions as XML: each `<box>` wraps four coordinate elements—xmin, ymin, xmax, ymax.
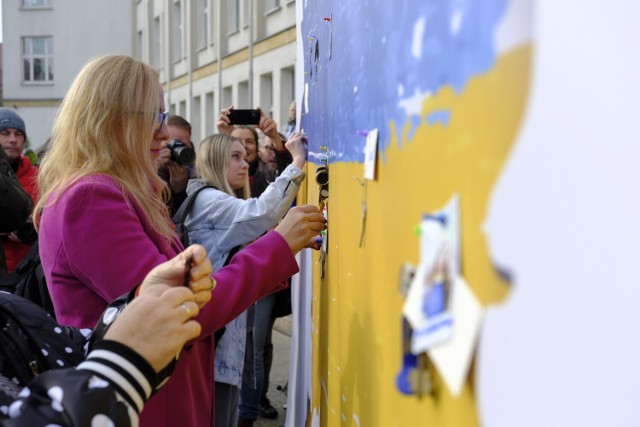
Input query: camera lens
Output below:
<box><xmin>168</xmin><ymin>139</ymin><xmax>196</xmax><ymax>165</ymax></box>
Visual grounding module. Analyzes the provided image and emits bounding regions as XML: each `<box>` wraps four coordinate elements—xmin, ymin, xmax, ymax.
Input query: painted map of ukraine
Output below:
<box><xmin>302</xmin><ymin>0</ymin><xmax>531</xmax><ymax>300</ymax></box>
<box><xmin>300</xmin><ymin>0</ymin><xmax>532</xmax><ymax>425</ymax></box>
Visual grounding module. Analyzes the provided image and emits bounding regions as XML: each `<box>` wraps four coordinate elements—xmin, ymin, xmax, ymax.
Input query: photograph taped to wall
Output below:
<box><xmin>404</xmin><ymin>216</ymin><xmax>454</xmax><ymax>353</ymax></box>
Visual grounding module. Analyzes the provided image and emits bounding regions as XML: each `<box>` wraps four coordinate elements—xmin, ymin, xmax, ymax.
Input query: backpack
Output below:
<box><xmin>173</xmin><ymin>185</ymin><xmax>215</xmax><ymax>248</ymax></box>
<box><xmin>0</xmin><ymin>241</ymin><xmax>55</xmax><ymax>319</ymax></box>
<box><xmin>172</xmin><ymin>185</ymin><xmax>241</xmax><ymax>347</ymax></box>
<box><xmin>0</xmin><ymin>292</ymin><xmax>85</xmax><ymax>406</ymax></box>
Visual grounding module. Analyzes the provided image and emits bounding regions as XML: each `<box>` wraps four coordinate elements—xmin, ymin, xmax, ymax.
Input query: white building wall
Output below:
<box><xmin>1</xmin><ymin>0</ymin><xmax>297</xmax><ymax>150</ymax></box>
<box><xmin>2</xmin><ymin>0</ymin><xmax>133</xmax><ymax>149</ymax></box>
<box><xmin>261</xmin><ymin>0</ymin><xmax>296</xmax><ymax>38</ymax></box>
<box><xmin>147</xmin><ymin>0</ymin><xmax>297</xmax><ymax>148</ymax></box>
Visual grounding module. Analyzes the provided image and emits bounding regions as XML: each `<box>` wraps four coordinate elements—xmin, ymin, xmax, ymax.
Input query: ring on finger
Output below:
<box><xmin>208</xmin><ymin>278</ymin><xmax>217</xmax><ymax>291</ymax></box>
<box><xmin>181</xmin><ymin>303</ymin><xmax>192</xmax><ymax>317</ymax></box>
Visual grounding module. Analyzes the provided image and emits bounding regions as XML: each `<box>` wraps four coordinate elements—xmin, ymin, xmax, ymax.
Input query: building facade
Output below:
<box><xmin>1</xmin><ymin>0</ymin><xmax>297</xmax><ymax>150</ymax></box>
<box><xmin>1</xmin><ymin>0</ymin><xmax>134</xmax><ymax>149</ymax></box>
<box><xmin>135</xmin><ymin>0</ymin><xmax>297</xmax><ymax>146</ymax></box>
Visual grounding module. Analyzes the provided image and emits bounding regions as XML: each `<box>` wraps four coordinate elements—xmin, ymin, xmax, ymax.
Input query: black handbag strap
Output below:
<box><xmin>173</xmin><ymin>184</ymin><xmax>217</xmax><ymax>225</ymax></box>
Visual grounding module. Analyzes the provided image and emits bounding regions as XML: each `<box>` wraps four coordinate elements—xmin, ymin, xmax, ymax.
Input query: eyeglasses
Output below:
<box><xmin>157</xmin><ymin>111</ymin><xmax>169</xmax><ymax>126</ymax></box>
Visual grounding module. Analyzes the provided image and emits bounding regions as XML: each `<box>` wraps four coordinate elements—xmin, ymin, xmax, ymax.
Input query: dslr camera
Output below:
<box><xmin>167</xmin><ymin>139</ymin><xmax>195</xmax><ymax>165</ymax></box>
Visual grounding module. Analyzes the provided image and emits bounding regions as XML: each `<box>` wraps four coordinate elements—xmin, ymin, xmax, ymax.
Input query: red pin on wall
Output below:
<box><xmin>324</xmin><ymin>13</ymin><xmax>333</xmax><ymax>60</ymax></box>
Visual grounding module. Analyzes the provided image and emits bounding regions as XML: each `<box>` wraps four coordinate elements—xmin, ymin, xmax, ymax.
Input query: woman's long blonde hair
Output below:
<box><xmin>196</xmin><ymin>134</ymin><xmax>250</xmax><ymax>199</ymax></box>
<box><xmin>34</xmin><ymin>55</ymin><xmax>174</xmax><ymax>241</ymax></box>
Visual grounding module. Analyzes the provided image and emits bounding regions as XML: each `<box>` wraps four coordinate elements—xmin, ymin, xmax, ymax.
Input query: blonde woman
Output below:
<box><xmin>184</xmin><ymin>132</ymin><xmax>306</xmax><ymax>426</ymax></box>
<box><xmin>34</xmin><ymin>54</ymin><xmax>325</xmax><ymax>427</ymax></box>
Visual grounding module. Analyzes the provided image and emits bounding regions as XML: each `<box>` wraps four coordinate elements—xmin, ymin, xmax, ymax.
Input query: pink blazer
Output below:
<box><xmin>39</xmin><ymin>174</ymin><xmax>296</xmax><ymax>427</ymax></box>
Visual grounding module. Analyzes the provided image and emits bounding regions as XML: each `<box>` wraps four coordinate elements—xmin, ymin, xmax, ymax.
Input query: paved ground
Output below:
<box><xmin>255</xmin><ymin>316</ymin><xmax>292</xmax><ymax>427</ymax></box>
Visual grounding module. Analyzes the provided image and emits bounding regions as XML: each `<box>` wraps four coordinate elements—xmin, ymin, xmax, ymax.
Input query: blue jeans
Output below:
<box><xmin>238</xmin><ymin>293</ymin><xmax>275</xmax><ymax>420</ymax></box>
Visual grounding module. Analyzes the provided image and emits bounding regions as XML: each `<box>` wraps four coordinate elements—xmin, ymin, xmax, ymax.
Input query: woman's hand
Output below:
<box><xmin>275</xmin><ymin>205</ymin><xmax>327</xmax><ymax>254</ymax></box>
<box><xmin>257</xmin><ymin>108</ymin><xmax>280</xmax><ymax>143</ymax></box>
<box><xmin>104</xmin><ymin>285</ymin><xmax>202</xmax><ymax>372</ymax></box>
<box><xmin>216</xmin><ymin>106</ymin><xmax>234</xmax><ymax>134</ymax></box>
<box><xmin>304</xmin><ymin>235</ymin><xmax>323</xmax><ymax>251</ymax></box>
<box><xmin>138</xmin><ymin>244</ymin><xmax>214</xmax><ymax>308</ymax></box>
<box><xmin>167</xmin><ymin>162</ymin><xmax>190</xmax><ymax>193</ymax></box>
<box><xmin>285</xmin><ymin>132</ymin><xmax>308</xmax><ymax>169</ymax></box>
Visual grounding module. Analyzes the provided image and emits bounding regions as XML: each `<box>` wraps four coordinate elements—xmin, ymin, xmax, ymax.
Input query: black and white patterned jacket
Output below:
<box><xmin>0</xmin><ymin>290</ymin><xmax>164</xmax><ymax>426</ymax></box>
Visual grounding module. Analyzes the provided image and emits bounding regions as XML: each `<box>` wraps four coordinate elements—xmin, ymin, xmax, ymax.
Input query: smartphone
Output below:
<box><xmin>228</xmin><ymin>109</ymin><xmax>260</xmax><ymax>125</ymax></box>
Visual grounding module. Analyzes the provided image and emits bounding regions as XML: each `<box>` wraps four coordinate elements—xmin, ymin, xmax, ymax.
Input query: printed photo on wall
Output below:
<box><xmin>403</xmin><ymin>196</ymin><xmax>460</xmax><ymax>354</ymax></box>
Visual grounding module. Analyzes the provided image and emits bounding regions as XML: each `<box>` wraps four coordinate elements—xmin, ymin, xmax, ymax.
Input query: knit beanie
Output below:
<box><xmin>0</xmin><ymin>108</ymin><xmax>27</xmax><ymax>139</ymax></box>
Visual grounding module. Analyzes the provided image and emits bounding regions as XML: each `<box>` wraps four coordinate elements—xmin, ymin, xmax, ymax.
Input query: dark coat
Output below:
<box><xmin>0</xmin><ymin>147</ymin><xmax>32</xmax><ymax>277</ymax></box>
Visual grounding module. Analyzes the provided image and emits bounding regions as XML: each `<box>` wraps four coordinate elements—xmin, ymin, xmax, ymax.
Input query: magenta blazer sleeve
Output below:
<box><xmin>198</xmin><ymin>229</ymin><xmax>299</xmax><ymax>336</ymax></box>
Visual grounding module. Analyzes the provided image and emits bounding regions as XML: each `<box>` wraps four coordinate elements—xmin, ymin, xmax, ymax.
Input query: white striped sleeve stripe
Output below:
<box><xmin>84</xmin><ymin>349</ymin><xmax>152</xmax><ymax>398</ymax></box>
<box><xmin>77</xmin><ymin>350</ymin><xmax>152</xmax><ymax>414</ymax></box>
<box><xmin>77</xmin><ymin>359</ymin><xmax>144</xmax><ymax>413</ymax></box>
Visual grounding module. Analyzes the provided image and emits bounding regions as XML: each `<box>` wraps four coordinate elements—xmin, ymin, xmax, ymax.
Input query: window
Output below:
<box><xmin>172</xmin><ymin>0</ymin><xmax>183</xmax><ymax>62</ymax></box>
<box><xmin>238</xmin><ymin>81</ymin><xmax>249</xmax><ymax>108</ymax></box>
<box><xmin>280</xmin><ymin>67</ymin><xmax>295</xmax><ymax>124</ymax></box>
<box><xmin>23</xmin><ymin>36</ymin><xmax>54</xmax><ymax>83</ymax></box>
<box><xmin>223</xmin><ymin>86</ymin><xmax>233</xmax><ymax>110</ymax></box>
<box><xmin>152</xmin><ymin>16</ymin><xmax>162</xmax><ymax>68</ymax></box>
<box><xmin>242</xmin><ymin>0</ymin><xmax>250</xmax><ymax>28</ymax></box>
<box><xmin>265</xmin><ymin>0</ymin><xmax>279</xmax><ymax>11</ymax></box>
<box><xmin>205</xmin><ymin>92</ymin><xmax>214</xmax><ymax>136</ymax></box>
<box><xmin>227</xmin><ymin>0</ymin><xmax>239</xmax><ymax>34</ymax></box>
<box><xmin>191</xmin><ymin>96</ymin><xmax>201</xmax><ymax>144</ymax></box>
<box><xmin>22</xmin><ymin>0</ymin><xmax>51</xmax><ymax>7</ymax></box>
<box><xmin>196</xmin><ymin>0</ymin><xmax>209</xmax><ymax>50</ymax></box>
<box><xmin>136</xmin><ymin>30</ymin><xmax>144</xmax><ymax>60</ymax></box>
<box><xmin>260</xmin><ymin>72</ymin><xmax>273</xmax><ymax>117</ymax></box>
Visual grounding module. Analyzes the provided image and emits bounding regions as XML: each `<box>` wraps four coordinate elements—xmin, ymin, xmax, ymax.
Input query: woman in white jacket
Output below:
<box><xmin>184</xmin><ymin>131</ymin><xmax>307</xmax><ymax>427</ymax></box>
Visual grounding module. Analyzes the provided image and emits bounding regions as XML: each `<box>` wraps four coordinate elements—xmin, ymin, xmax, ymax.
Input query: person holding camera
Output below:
<box><xmin>156</xmin><ymin>115</ymin><xmax>196</xmax><ymax>215</ymax></box>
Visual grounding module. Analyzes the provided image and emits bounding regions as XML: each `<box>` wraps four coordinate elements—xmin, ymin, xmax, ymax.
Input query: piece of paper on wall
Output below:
<box><xmin>363</xmin><ymin>128</ymin><xmax>379</xmax><ymax>180</ymax></box>
<box><xmin>402</xmin><ymin>195</ymin><xmax>460</xmax><ymax>353</ymax></box>
<box><xmin>303</xmin><ymin>82</ymin><xmax>309</xmax><ymax>115</ymax></box>
<box><xmin>429</xmin><ymin>276</ymin><xmax>483</xmax><ymax>397</ymax></box>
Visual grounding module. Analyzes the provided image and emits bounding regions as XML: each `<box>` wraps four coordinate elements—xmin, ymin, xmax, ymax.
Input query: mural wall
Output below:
<box><xmin>289</xmin><ymin>1</ymin><xmax>640</xmax><ymax>426</ymax></box>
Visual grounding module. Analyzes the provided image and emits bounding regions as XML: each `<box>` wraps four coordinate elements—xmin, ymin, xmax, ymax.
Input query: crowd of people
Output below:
<box><xmin>0</xmin><ymin>54</ymin><xmax>315</xmax><ymax>426</ymax></box>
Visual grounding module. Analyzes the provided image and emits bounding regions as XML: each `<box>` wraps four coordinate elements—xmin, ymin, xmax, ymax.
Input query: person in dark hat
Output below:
<box><xmin>0</xmin><ymin>108</ymin><xmax>39</xmax><ymax>273</ymax></box>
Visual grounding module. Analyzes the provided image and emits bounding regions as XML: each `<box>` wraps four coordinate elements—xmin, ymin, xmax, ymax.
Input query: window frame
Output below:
<box><xmin>226</xmin><ymin>0</ymin><xmax>240</xmax><ymax>36</ymax></box>
<box><xmin>21</xmin><ymin>0</ymin><xmax>52</xmax><ymax>9</ymax></box>
<box><xmin>172</xmin><ymin>0</ymin><xmax>184</xmax><ymax>64</ymax></box>
<box><xmin>196</xmin><ymin>0</ymin><xmax>209</xmax><ymax>50</ymax></box>
<box><xmin>22</xmin><ymin>36</ymin><xmax>54</xmax><ymax>84</ymax></box>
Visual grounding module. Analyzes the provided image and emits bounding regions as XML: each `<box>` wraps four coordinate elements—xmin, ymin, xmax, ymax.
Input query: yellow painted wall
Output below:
<box><xmin>302</xmin><ymin>44</ymin><xmax>532</xmax><ymax>426</ymax></box>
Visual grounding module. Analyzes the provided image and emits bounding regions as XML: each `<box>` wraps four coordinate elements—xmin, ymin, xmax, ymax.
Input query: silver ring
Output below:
<box><xmin>181</xmin><ymin>303</ymin><xmax>192</xmax><ymax>317</ymax></box>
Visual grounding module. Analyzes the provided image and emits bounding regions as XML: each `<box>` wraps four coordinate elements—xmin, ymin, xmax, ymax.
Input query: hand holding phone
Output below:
<box><xmin>228</xmin><ymin>109</ymin><xmax>261</xmax><ymax>125</ymax></box>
